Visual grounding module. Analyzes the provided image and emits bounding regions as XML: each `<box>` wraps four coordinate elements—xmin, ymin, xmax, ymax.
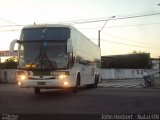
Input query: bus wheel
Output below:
<box><xmin>72</xmin><ymin>85</ymin><xmax>78</xmax><ymax>93</ymax></box>
<box><xmin>34</xmin><ymin>87</ymin><xmax>40</xmax><ymax>94</ymax></box>
<box><xmin>94</xmin><ymin>75</ymin><xmax>99</xmax><ymax>88</ymax></box>
<box><xmin>86</xmin><ymin>75</ymin><xmax>99</xmax><ymax>88</ymax></box>
<box><xmin>72</xmin><ymin>75</ymin><xmax>80</xmax><ymax>93</ymax></box>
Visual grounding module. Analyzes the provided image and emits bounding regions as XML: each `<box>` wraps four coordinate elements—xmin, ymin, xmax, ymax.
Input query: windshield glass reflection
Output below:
<box><xmin>19</xmin><ymin>42</ymin><xmax>68</xmax><ymax>70</ymax></box>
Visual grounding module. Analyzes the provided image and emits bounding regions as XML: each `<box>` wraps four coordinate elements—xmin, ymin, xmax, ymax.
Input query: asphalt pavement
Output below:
<box><xmin>0</xmin><ymin>81</ymin><xmax>160</xmax><ymax>120</ymax></box>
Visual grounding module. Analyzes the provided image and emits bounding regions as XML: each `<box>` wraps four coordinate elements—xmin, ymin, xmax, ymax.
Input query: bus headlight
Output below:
<box><xmin>17</xmin><ymin>70</ymin><xmax>29</xmax><ymax>81</ymax></box>
<box><xmin>18</xmin><ymin>81</ymin><xmax>22</xmax><ymax>85</ymax></box>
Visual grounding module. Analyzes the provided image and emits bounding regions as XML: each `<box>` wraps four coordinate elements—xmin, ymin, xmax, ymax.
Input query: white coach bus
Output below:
<box><xmin>10</xmin><ymin>24</ymin><xmax>101</xmax><ymax>94</ymax></box>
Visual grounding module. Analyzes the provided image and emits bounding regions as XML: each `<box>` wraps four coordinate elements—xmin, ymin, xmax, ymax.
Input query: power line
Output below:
<box><xmin>102</xmin><ymin>22</ymin><xmax>160</xmax><ymax>28</ymax></box>
<box><xmin>0</xmin><ymin>18</ymin><xmax>18</xmax><ymax>25</ymax></box>
<box><xmin>0</xmin><ymin>11</ymin><xmax>159</xmax><ymax>27</ymax></box>
<box><xmin>1</xmin><ymin>11</ymin><xmax>160</xmax><ymax>28</ymax></box>
<box><xmin>77</xmin><ymin>22</ymin><xmax>160</xmax><ymax>29</ymax></box>
<box><xmin>41</xmin><ymin>11</ymin><xmax>160</xmax><ymax>25</ymax></box>
<box><xmin>101</xmin><ymin>39</ymin><xmax>160</xmax><ymax>51</ymax></box>
<box><xmin>113</xmin><ymin>12</ymin><xmax>160</xmax><ymax>20</ymax></box>
<box><xmin>1</xmin><ymin>22</ymin><xmax>160</xmax><ymax>32</ymax></box>
<box><xmin>0</xmin><ymin>11</ymin><xmax>160</xmax><ymax>33</ymax></box>
<box><xmin>100</xmin><ymin>32</ymin><xmax>160</xmax><ymax>47</ymax></box>
<box><xmin>0</xmin><ymin>25</ymin><xmax>24</xmax><ymax>27</ymax></box>
<box><xmin>0</xmin><ymin>29</ymin><xmax>21</xmax><ymax>32</ymax></box>
<box><xmin>71</xmin><ymin>12</ymin><xmax>160</xmax><ymax>25</ymax></box>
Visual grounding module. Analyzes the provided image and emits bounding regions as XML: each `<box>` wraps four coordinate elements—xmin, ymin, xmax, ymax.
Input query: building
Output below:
<box><xmin>0</xmin><ymin>50</ymin><xmax>18</xmax><ymax>63</ymax></box>
<box><xmin>101</xmin><ymin>53</ymin><xmax>151</xmax><ymax>69</ymax></box>
<box><xmin>151</xmin><ymin>58</ymin><xmax>160</xmax><ymax>69</ymax></box>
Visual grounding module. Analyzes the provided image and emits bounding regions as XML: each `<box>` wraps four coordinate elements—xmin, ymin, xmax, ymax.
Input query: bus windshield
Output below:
<box><xmin>19</xmin><ymin>42</ymin><xmax>68</xmax><ymax>70</ymax></box>
<box><xmin>18</xmin><ymin>27</ymin><xmax>70</xmax><ymax>70</ymax></box>
<box><xmin>21</xmin><ymin>27</ymin><xmax>70</xmax><ymax>41</ymax></box>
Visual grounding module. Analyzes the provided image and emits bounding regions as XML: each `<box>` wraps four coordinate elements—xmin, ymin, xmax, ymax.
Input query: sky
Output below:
<box><xmin>0</xmin><ymin>0</ymin><xmax>160</xmax><ymax>58</ymax></box>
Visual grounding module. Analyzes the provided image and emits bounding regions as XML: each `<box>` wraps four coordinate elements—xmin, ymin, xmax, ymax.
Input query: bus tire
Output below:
<box><xmin>72</xmin><ymin>74</ymin><xmax>80</xmax><ymax>93</ymax></box>
<box><xmin>86</xmin><ymin>74</ymin><xmax>99</xmax><ymax>88</ymax></box>
<box><xmin>34</xmin><ymin>87</ymin><xmax>40</xmax><ymax>94</ymax></box>
<box><xmin>94</xmin><ymin>75</ymin><xmax>99</xmax><ymax>88</ymax></box>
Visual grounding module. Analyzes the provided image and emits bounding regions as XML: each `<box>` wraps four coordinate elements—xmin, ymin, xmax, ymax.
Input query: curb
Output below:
<box><xmin>0</xmin><ymin>82</ymin><xmax>17</xmax><ymax>86</ymax></box>
<box><xmin>101</xmin><ymin>79</ymin><xmax>143</xmax><ymax>83</ymax></box>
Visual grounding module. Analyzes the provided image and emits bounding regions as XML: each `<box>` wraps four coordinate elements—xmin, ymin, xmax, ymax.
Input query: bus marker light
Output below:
<box><xmin>59</xmin><ymin>75</ymin><xmax>67</xmax><ymax>79</ymax></box>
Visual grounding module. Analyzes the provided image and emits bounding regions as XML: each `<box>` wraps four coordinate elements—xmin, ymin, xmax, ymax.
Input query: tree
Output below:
<box><xmin>0</xmin><ymin>57</ymin><xmax>18</xmax><ymax>69</ymax></box>
<box><xmin>132</xmin><ymin>50</ymin><xmax>145</xmax><ymax>54</ymax></box>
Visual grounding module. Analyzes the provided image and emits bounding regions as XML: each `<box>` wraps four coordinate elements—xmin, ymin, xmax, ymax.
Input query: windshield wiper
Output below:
<box><xmin>29</xmin><ymin>46</ymin><xmax>56</xmax><ymax>70</ymax></box>
<box><xmin>29</xmin><ymin>28</ymin><xmax>56</xmax><ymax>70</ymax></box>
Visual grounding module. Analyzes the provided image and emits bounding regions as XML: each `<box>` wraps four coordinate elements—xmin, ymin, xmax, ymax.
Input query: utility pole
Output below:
<box><xmin>159</xmin><ymin>56</ymin><xmax>160</xmax><ymax>76</ymax></box>
<box><xmin>98</xmin><ymin>16</ymin><xmax>115</xmax><ymax>47</ymax></box>
<box><xmin>98</xmin><ymin>30</ymin><xmax>101</xmax><ymax>47</ymax></box>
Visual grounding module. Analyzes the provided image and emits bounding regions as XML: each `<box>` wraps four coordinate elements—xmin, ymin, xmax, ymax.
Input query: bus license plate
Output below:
<box><xmin>37</xmin><ymin>82</ymin><xmax>46</xmax><ymax>85</ymax></box>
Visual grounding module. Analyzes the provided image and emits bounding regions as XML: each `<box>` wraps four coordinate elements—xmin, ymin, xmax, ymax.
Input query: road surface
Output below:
<box><xmin>0</xmin><ymin>80</ymin><xmax>160</xmax><ymax>119</ymax></box>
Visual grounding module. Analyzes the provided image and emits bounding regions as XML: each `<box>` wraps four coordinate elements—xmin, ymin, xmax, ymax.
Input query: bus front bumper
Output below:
<box><xmin>18</xmin><ymin>79</ymin><xmax>73</xmax><ymax>89</ymax></box>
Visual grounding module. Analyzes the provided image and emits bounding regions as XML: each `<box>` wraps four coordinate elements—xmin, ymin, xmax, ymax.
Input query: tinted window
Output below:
<box><xmin>21</xmin><ymin>28</ymin><xmax>70</xmax><ymax>41</ymax></box>
<box><xmin>19</xmin><ymin>42</ymin><xmax>68</xmax><ymax>70</ymax></box>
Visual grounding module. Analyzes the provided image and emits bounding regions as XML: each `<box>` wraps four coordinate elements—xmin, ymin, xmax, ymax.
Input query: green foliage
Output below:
<box><xmin>132</xmin><ymin>50</ymin><xmax>145</xmax><ymax>54</ymax></box>
<box><xmin>0</xmin><ymin>57</ymin><xmax>17</xmax><ymax>69</ymax></box>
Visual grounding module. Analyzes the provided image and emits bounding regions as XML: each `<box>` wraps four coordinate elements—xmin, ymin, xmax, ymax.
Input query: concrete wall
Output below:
<box><xmin>0</xmin><ymin>69</ymin><xmax>17</xmax><ymax>83</ymax></box>
<box><xmin>101</xmin><ymin>69</ymin><xmax>159</xmax><ymax>80</ymax></box>
<box><xmin>154</xmin><ymin>78</ymin><xmax>160</xmax><ymax>87</ymax></box>
<box><xmin>0</xmin><ymin>69</ymin><xmax>159</xmax><ymax>83</ymax></box>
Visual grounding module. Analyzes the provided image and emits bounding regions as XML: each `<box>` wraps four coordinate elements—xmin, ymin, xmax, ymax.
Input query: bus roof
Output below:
<box><xmin>22</xmin><ymin>24</ymin><xmax>72</xmax><ymax>29</ymax></box>
<box><xmin>22</xmin><ymin>24</ymin><xmax>100</xmax><ymax>49</ymax></box>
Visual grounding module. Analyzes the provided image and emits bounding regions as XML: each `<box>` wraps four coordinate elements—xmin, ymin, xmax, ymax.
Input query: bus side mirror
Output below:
<box><xmin>67</xmin><ymin>39</ymin><xmax>73</xmax><ymax>53</ymax></box>
<box><xmin>9</xmin><ymin>39</ymin><xmax>19</xmax><ymax>55</ymax></box>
